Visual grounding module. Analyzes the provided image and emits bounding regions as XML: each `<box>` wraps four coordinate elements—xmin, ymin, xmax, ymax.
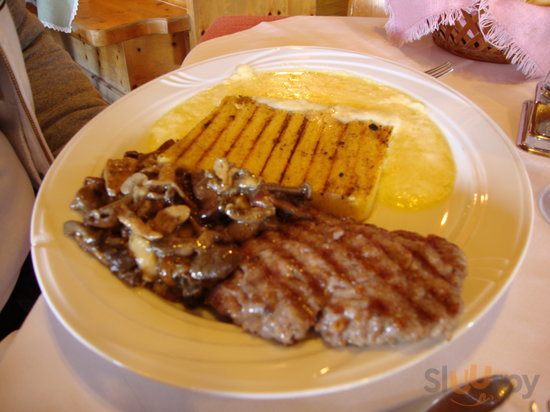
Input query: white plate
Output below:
<box><xmin>31</xmin><ymin>47</ymin><xmax>533</xmax><ymax>398</ymax></box>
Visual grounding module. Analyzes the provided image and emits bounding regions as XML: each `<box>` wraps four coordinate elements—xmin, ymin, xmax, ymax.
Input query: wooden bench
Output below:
<box><xmin>47</xmin><ymin>0</ymin><xmax>190</xmax><ymax>102</ymax></box>
<box><xmin>48</xmin><ymin>0</ymin><xmax>316</xmax><ymax>102</ymax></box>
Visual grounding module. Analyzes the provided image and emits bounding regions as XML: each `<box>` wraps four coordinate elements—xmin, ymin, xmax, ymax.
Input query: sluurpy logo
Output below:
<box><xmin>424</xmin><ymin>364</ymin><xmax>540</xmax><ymax>406</ymax></box>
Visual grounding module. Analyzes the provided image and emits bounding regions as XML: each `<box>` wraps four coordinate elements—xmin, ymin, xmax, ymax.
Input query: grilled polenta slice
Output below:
<box><xmin>159</xmin><ymin>95</ymin><xmax>392</xmax><ymax>221</ymax></box>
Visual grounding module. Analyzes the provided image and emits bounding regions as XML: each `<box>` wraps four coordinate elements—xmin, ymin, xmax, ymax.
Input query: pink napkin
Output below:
<box><xmin>385</xmin><ymin>0</ymin><xmax>550</xmax><ymax>79</ymax></box>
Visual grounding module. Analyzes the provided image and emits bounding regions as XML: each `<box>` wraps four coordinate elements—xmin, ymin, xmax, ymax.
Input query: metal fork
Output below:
<box><xmin>424</xmin><ymin>61</ymin><xmax>454</xmax><ymax>78</ymax></box>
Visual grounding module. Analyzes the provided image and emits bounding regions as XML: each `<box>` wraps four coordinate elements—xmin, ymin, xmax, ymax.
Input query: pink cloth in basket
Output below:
<box><xmin>385</xmin><ymin>0</ymin><xmax>550</xmax><ymax>79</ymax></box>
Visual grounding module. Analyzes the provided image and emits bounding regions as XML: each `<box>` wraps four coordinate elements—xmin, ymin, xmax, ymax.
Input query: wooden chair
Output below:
<box><xmin>347</xmin><ymin>0</ymin><xmax>387</xmax><ymax>17</ymax></box>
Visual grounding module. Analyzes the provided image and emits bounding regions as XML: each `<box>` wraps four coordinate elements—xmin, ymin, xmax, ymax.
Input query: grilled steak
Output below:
<box><xmin>206</xmin><ymin>209</ymin><xmax>467</xmax><ymax>347</ymax></box>
<box><xmin>67</xmin><ymin>146</ymin><xmax>467</xmax><ymax>348</ymax></box>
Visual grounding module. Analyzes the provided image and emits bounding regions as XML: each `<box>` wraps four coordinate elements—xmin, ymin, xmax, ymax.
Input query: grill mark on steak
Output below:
<box><xmin>338</xmin><ymin>226</ymin><xmax>449</xmax><ymax>320</ymax></box>
<box><xmin>322</xmin><ymin>224</ymin><xmax>464</xmax><ymax>346</ymax></box>
<box><xmin>310</xmin><ymin>217</ymin><xmax>464</xmax><ymax>345</ymax></box>
<box><xmin>279</xmin><ymin>220</ymin><xmax>432</xmax><ymax>343</ymax></box>
<box><xmin>248</xmin><ymin>239</ymin><xmax>316</xmax><ymax>320</ymax></box>
<box><xmin>260</xmin><ymin>232</ymin><xmax>327</xmax><ymax>300</ymax></box>
<box><xmin>207</xmin><ymin>208</ymin><xmax>467</xmax><ymax>347</ymax></box>
<box><xmin>214</xmin><ymin>230</ymin><xmax>331</xmax><ymax>344</ymax></box>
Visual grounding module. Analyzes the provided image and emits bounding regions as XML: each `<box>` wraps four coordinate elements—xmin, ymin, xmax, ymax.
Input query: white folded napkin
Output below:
<box><xmin>35</xmin><ymin>0</ymin><xmax>78</xmax><ymax>33</ymax></box>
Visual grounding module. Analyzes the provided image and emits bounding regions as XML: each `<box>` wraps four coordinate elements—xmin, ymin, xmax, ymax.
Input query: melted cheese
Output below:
<box><xmin>146</xmin><ymin>67</ymin><xmax>455</xmax><ymax>212</ymax></box>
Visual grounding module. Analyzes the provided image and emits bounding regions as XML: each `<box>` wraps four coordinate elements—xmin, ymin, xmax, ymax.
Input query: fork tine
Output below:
<box><xmin>424</xmin><ymin>62</ymin><xmax>454</xmax><ymax>78</ymax></box>
<box><xmin>424</xmin><ymin>62</ymin><xmax>450</xmax><ymax>75</ymax></box>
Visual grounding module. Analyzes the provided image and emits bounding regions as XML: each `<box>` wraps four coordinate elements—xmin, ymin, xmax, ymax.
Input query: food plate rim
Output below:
<box><xmin>31</xmin><ymin>46</ymin><xmax>534</xmax><ymax>398</ymax></box>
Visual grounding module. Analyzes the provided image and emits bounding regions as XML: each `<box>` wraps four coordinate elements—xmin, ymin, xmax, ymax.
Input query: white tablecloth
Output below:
<box><xmin>0</xmin><ymin>16</ymin><xmax>548</xmax><ymax>412</ymax></box>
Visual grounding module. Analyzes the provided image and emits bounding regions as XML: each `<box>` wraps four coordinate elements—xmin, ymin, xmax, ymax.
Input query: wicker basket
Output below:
<box><xmin>431</xmin><ymin>9</ymin><xmax>510</xmax><ymax>64</ymax></box>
